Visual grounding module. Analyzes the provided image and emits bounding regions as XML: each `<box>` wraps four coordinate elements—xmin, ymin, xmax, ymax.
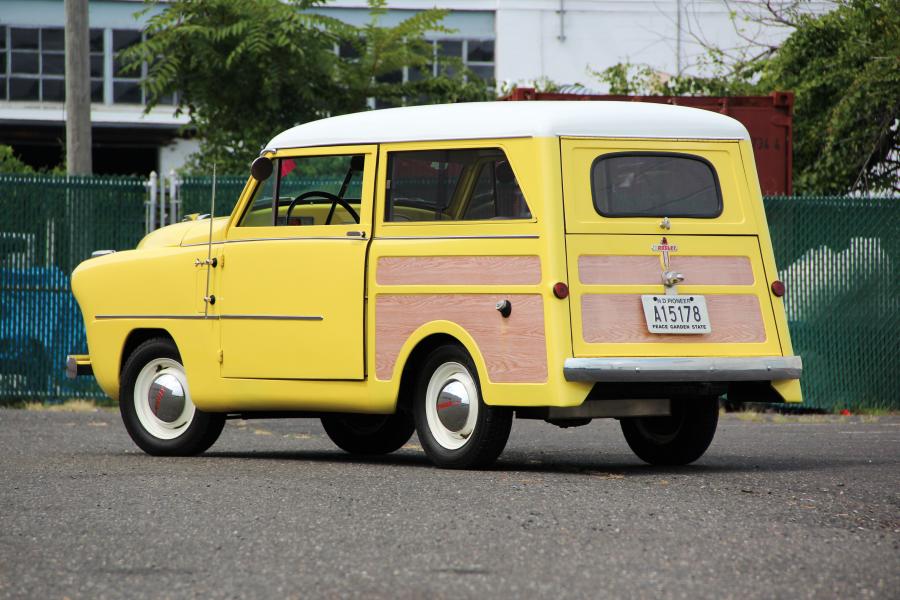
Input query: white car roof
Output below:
<box><xmin>265</xmin><ymin>101</ymin><xmax>750</xmax><ymax>151</ymax></box>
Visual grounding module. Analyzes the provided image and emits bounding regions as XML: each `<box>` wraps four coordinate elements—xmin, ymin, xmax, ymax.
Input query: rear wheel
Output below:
<box><xmin>321</xmin><ymin>413</ymin><xmax>414</xmax><ymax>455</ymax></box>
<box><xmin>620</xmin><ymin>397</ymin><xmax>719</xmax><ymax>465</ymax></box>
<box><xmin>413</xmin><ymin>344</ymin><xmax>512</xmax><ymax>469</ymax></box>
<box><xmin>120</xmin><ymin>338</ymin><xmax>225</xmax><ymax>456</ymax></box>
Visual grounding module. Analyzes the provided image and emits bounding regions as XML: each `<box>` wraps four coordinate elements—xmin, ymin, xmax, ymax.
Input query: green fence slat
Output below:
<box><xmin>1</xmin><ymin>174</ymin><xmax>897</xmax><ymax>410</ymax></box>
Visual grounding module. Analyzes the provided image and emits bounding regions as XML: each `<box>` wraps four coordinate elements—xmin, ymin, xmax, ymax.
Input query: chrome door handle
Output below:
<box><xmin>346</xmin><ymin>231</ymin><xmax>367</xmax><ymax>238</ymax></box>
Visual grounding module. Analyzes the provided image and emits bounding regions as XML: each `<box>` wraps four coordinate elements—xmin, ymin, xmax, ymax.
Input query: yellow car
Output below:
<box><xmin>68</xmin><ymin>101</ymin><xmax>802</xmax><ymax>468</ymax></box>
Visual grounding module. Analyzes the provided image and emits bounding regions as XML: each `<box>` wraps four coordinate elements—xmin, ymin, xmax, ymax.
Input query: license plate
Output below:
<box><xmin>640</xmin><ymin>295</ymin><xmax>712</xmax><ymax>334</ymax></box>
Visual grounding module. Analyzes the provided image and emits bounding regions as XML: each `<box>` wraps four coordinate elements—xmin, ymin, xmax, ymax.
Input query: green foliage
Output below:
<box><xmin>333</xmin><ymin>0</ymin><xmax>492</xmax><ymax>109</ymax></box>
<box><xmin>758</xmin><ymin>0</ymin><xmax>899</xmax><ymax>195</ymax></box>
<box><xmin>592</xmin><ymin>61</ymin><xmax>758</xmax><ymax>97</ymax></box>
<box><xmin>0</xmin><ymin>145</ymin><xmax>64</xmax><ymax>174</ymax></box>
<box><xmin>122</xmin><ymin>0</ymin><xmax>492</xmax><ymax>175</ymax></box>
<box><xmin>498</xmin><ymin>76</ymin><xmax>561</xmax><ymax>97</ymax></box>
<box><xmin>121</xmin><ymin>0</ymin><xmax>343</xmax><ymax>175</ymax></box>
<box><xmin>590</xmin><ymin>0</ymin><xmax>899</xmax><ymax>196</ymax></box>
<box><xmin>0</xmin><ymin>145</ymin><xmax>36</xmax><ymax>174</ymax></box>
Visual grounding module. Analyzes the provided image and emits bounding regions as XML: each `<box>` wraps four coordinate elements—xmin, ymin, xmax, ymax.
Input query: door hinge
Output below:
<box><xmin>217</xmin><ymin>349</ymin><xmax>224</xmax><ymax>363</ymax></box>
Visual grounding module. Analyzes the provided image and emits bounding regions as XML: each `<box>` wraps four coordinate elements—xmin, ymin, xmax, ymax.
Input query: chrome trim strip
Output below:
<box><xmin>183</xmin><ymin>234</ymin><xmax>537</xmax><ymax>247</ymax></box>
<box><xmin>96</xmin><ymin>314</ymin><xmax>210</xmax><ymax>320</ymax></box>
<box><xmin>374</xmin><ymin>235</ymin><xmax>540</xmax><ymax>241</ymax></box>
<box><xmin>219</xmin><ymin>314</ymin><xmax>323</xmax><ymax>321</ymax></box>
<box><xmin>96</xmin><ymin>314</ymin><xmax>323</xmax><ymax>321</ymax></box>
<box><xmin>560</xmin><ymin>135</ymin><xmax>744</xmax><ymax>141</ymax></box>
<box><xmin>563</xmin><ymin>356</ymin><xmax>803</xmax><ymax>383</ymax></box>
<box><xmin>262</xmin><ymin>135</ymin><xmax>534</xmax><ymax>153</ymax></box>
<box><xmin>182</xmin><ymin>236</ymin><xmax>365</xmax><ymax>247</ymax></box>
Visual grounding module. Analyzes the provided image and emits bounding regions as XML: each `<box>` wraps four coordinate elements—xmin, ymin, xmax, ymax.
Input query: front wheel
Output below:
<box><xmin>321</xmin><ymin>413</ymin><xmax>414</xmax><ymax>455</ymax></box>
<box><xmin>413</xmin><ymin>344</ymin><xmax>512</xmax><ymax>469</ymax></box>
<box><xmin>620</xmin><ymin>397</ymin><xmax>719</xmax><ymax>465</ymax></box>
<box><xmin>120</xmin><ymin>338</ymin><xmax>225</xmax><ymax>456</ymax></box>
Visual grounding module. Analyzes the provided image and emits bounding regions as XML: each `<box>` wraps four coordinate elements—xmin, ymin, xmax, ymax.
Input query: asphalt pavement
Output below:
<box><xmin>1</xmin><ymin>408</ymin><xmax>898</xmax><ymax>599</ymax></box>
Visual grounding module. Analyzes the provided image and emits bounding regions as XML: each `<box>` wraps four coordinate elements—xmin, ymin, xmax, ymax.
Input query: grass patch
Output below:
<box><xmin>21</xmin><ymin>399</ymin><xmax>113</xmax><ymax>413</ymax></box>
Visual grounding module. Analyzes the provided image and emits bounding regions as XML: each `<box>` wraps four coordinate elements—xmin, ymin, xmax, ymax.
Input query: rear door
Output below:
<box><xmin>561</xmin><ymin>137</ymin><xmax>783</xmax><ymax>358</ymax></box>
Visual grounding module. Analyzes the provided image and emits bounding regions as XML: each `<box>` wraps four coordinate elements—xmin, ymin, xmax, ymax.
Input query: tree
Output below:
<box><xmin>591</xmin><ymin>1</ymin><xmax>899</xmax><ymax>196</ymax></box>
<box><xmin>759</xmin><ymin>0</ymin><xmax>899</xmax><ymax>195</ymax></box>
<box><xmin>122</xmin><ymin>0</ymin><xmax>492</xmax><ymax>175</ymax></box>
<box><xmin>332</xmin><ymin>0</ymin><xmax>492</xmax><ymax>110</ymax></box>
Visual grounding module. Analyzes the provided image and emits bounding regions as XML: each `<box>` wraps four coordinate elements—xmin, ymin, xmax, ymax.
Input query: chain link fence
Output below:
<box><xmin>1</xmin><ymin>175</ymin><xmax>146</xmax><ymax>400</ymax></box>
<box><xmin>765</xmin><ymin>196</ymin><xmax>899</xmax><ymax>411</ymax></box>
<box><xmin>0</xmin><ymin>173</ymin><xmax>896</xmax><ymax>410</ymax></box>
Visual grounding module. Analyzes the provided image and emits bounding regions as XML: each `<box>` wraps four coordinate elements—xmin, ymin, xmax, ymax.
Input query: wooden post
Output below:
<box><xmin>65</xmin><ymin>0</ymin><xmax>92</xmax><ymax>175</ymax></box>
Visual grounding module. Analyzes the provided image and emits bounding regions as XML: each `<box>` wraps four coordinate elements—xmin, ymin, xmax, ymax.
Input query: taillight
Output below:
<box><xmin>553</xmin><ymin>282</ymin><xmax>569</xmax><ymax>299</ymax></box>
<box><xmin>771</xmin><ymin>280</ymin><xmax>786</xmax><ymax>297</ymax></box>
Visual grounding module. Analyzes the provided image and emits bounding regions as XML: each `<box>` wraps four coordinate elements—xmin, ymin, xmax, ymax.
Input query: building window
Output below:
<box><xmin>336</xmin><ymin>37</ymin><xmax>495</xmax><ymax>109</ymax></box>
<box><xmin>112</xmin><ymin>29</ymin><xmax>143</xmax><ymax>104</ymax></box>
<box><xmin>2</xmin><ymin>25</ymin><xmax>103</xmax><ymax>102</ymax></box>
<box><xmin>0</xmin><ymin>25</ymin><xmax>173</xmax><ymax>106</ymax></box>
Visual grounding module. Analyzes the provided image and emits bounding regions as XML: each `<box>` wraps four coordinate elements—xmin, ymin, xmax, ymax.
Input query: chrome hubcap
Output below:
<box><xmin>133</xmin><ymin>358</ymin><xmax>195</xmax><ymax>440</ymax></box>
<box><xmin>425</xmin><ymin>362</ymin><xmax>479</xmax><ymax>450</ymax></box>
<box><xmin>436</xmin><ymin>380</ymin><xmax>470</xmax><ymax>433</ymax></box>
<box><xmin>147</xmin><ymin>373</ymin><xmax>186</xmax><ymax>423</ymax></box>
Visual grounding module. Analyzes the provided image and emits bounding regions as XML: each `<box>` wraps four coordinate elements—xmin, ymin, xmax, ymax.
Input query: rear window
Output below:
<box><xmin>591</xmin><ymin>152</ymin><xmax>722</xmax><ymax>218</ymax></box>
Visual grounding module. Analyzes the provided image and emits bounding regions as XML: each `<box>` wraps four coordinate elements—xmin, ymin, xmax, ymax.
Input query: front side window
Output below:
<box><xmin>591</xmin><ymin>153</ymin><xmax>722</xmax><ymax>218</ymax></box>
<box><xmin>239</xmin><ymin>154</ymin><xmax>364</xmax><ymax>227</ymax></box>
<box><xmin>386</xmin><ymin>148</ymin><xmax>531</xmax><ymax>222</ymax></box>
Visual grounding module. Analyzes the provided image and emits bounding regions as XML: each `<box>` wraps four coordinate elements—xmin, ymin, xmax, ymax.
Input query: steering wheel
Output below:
<box><xmin>284</xmin><ymin>191</ymin><xmax>360</xmax><ymax>225</ymax></box>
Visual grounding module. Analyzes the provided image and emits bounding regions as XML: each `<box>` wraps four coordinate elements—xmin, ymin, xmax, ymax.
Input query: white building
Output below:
<box><xmin>0</xmin><ymin>0</ymin><xmax>829</xmax><ymax>174</ymax></box>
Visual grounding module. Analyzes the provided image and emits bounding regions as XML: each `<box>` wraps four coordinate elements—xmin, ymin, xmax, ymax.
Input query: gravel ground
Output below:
<box><xmin>0</xmin><ymin>408</ymin><xmax>898</xmax><ymax>599</ymax></box>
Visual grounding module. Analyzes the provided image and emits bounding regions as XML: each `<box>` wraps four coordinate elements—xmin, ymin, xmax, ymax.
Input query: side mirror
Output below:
<box><xmin>250</xmin><ymin>156</ymin><xmax>273</xmax><ymax>181</ymax></box>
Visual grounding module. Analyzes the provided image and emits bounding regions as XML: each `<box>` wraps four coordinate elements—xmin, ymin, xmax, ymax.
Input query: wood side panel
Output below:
<box><xmin>582</xmin><ymin>294</ymin><xmax>765</xmax><ymax>344</ymax></box>
<box><xmin>375</xmin><ymin>294</ymin><xmax>547</xmax><ymax>382</ymax></box>
<box><xmin>377</xmin><ymin>256</ymin><xmax>541</xmax><ymax>286</ymax></box>
<box><xmin>579</xmin><ymin>255</ymin><xmax>754</xmax><ymax>286</ymax></box>
<box><xmin>669</xmin><ymin>256</ymin><xmax>754</xmax><ymax>285</ymax></box>
<box><xmin>579</xmin><ymin>255</ymin><xmax>660</xmax><ymax>285</ymax></box>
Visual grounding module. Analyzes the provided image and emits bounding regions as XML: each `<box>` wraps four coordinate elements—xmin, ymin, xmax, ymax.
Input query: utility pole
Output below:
<box><xmin>676</xmin><ymin>0</ymin><xmax>682</xmax><ymax>74</ymax></box>
<box><xmin>65</xmin><ymin>0</ymin><xmax>92</xmax><ymax>175</ymax></box>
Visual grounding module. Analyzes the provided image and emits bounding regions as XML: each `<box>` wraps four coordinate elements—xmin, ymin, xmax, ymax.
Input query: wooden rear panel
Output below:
<box><xmin>582</xmin><ymin>294</ymin><xmax>766</xmax><ymax>344</ymax></box>
<box><xmin>579</xmin><ymin>255</ymin><xmax>754</xmax><ymax>286</ymax></box>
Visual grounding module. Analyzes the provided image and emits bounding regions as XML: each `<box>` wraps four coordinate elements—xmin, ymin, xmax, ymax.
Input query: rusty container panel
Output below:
<box><xmin>503</xmin><ymin>89</ymin><xmax>793</xmax><ymax>196</ymax></box>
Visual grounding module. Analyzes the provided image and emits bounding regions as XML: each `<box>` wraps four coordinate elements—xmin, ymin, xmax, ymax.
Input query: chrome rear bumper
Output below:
<box><xmin>66</xmin><ymin>354</ymin><xmax>93</xmax><ymax>379</ymax></box>
<box><xmin>563</xmin><ymin>356</ymin><xmax>802</xmax><ymax>383</ymax></box>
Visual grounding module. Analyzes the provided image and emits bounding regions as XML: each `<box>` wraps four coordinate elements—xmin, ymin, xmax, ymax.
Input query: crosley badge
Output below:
<box><xmin>651</xmin><ymin>237</ymin><xmax>678</xmax><ymax>269</ymax></box>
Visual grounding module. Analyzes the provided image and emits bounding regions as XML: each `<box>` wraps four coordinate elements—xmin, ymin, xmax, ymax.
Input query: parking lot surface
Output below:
<box><xmin>1</xmin><ymin>408</ymin><xmax>898</xmax><ymax>599</ymax></box>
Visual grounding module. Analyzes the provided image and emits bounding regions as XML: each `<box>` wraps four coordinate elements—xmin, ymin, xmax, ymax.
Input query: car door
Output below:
<box><xmin>218</xmin><ymin>145</ymin><xmax>375</xmax><ymax>380</ymax></box>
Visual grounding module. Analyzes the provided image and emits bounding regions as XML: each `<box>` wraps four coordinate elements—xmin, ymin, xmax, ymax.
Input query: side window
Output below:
<box><xmin>591</xmin><ymin>152</ymin><xmax>722</xmax><ymax>218</ymax></box>
<box><xmin>238</xmin><ymin>154</ymin><xmax>365</xmax><ymax>227</ymax></box>
<box><xmin>385</xmin><ymin>148</ymin><xmax>531</xmax><ymax>222</ymax></box>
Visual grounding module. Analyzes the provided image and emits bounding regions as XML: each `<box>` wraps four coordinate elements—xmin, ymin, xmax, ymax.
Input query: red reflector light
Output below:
<box><xmin>771</xmin><ymin>280</ymin><xmax>786</xmax><ymax>297</ymax></box>
<box><xmin>553</xmin><ymin>282</ymin><xmax>569</xmax><ymax>299</ymax></box>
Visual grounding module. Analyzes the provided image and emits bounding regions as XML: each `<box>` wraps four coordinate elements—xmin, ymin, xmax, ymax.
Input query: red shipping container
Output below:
<box><xmin>503</xmin><ymin>88</ymin><xmax>793</xmax><ymax>196</ymax></box>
